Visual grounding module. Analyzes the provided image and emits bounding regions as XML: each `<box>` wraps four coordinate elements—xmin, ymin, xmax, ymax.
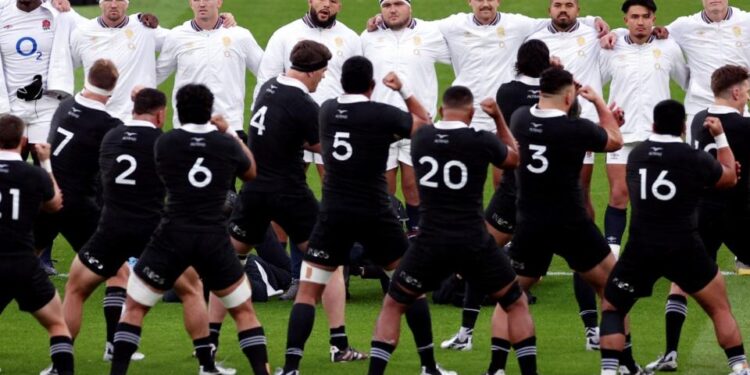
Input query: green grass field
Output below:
<box><xmin>2</xmin><ymin>1</ymin><xmax>750</xmax><ymax>374</ymax></box>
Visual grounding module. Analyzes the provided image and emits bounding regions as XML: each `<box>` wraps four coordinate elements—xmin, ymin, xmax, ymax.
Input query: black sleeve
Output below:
<box><xmin>694</xmin><ymin>125</ymin><xmax>716</xmax><ymax>156</ymax></box>
<box><xmin>386</xmin><ymin>104</ymin><xmax>414</xmax><ymax>140</ymax></box>
<box><xmin>229</xmin><ymin>135</ymin><xmax>252</xmax><ymax>176</ymax></box>
<box><xmin>47</xmin><ymin>98</ymin><xmax>73</xmax><ymax>144</ymax></box>
<box><xmin>483</xmin><ymin>132</ymin><xmax>509</xmax><ymax>168</ymax></box>
<box><xmin>690</xmin><ymin>112</ymin><xmax>708</xmax><ymax>144</ymax></box>
<box><xmin>37</xmin><ymin>168</ymin><xmax>55</xmax><ymax>202</ymax></box>
<box><xmin>697</xmin><ymin>150</ymin><xmax>724</xmax><ymax>187</ymax></box>
<box><xmin>577</xmin><ymin>119</ymin><xmax>609</xmax><ymax>152</ymax></box>
<box><xmin>496</xmin><ymin>85</ymin><xmax>516</xmax><ymax>126</ymax></box>
<box><xmin>299</xmin><ymin>99</ymin><xmax>320</xmax><ymax>146</ymax></box>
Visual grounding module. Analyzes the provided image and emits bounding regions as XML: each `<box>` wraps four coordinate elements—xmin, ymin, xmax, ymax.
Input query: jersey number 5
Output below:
<box><xmin>0</xmin><ymin>188</ymin><xmax>21</xmax><ymax>221</ymax></box>
<box><xmin>638</xmin><ymin>169</ymin><xmax>677</xmax><ymax>201</ymax></box>
<box><xmin>332</xmin><ymin>132</ymin><xmax>353</xmax><ymax>161</ymax></box>
<box><xmin>418</xmin><ymin>156</ymin><xmax>468</xmax><ymax>190</ymax></box>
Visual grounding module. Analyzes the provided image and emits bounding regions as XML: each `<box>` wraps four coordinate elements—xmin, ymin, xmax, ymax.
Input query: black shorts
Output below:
<box><xmin>229</xmin><ymin>189</ymin><xmax>318</xmax><ymax>245</ymax></box>
<box><xmin>134</xmin><ymin>225</ymin><xmax>245</xmax><ymax>292</ymax></box>
<box><xmin>509</xmin><ymin>219</ymin><xmax>611</xmax><ymax>278</ymax></box>
<box><xmin>698</xmin><ymin>205</ymin><xmax>750</xmax><ymax>264</ymax></box>
<box><xmin>0</xmin><ymin>255</ymin><xmax>56</xmax><ymax>314</ymax></box>
<box><xmin>305</xmin><ymin>210</ymin><xmax>408</xmax><ymax>268</ymax></box>
<box><xmin>485</xmin><ymin>189</ymin><xmax>516</xmax><ymax>234</ymax></box>
<box><xmin>78</xmin><ymin>224</ymin><xmax>157</xmax><ymax>279</ymax></box>
<box><xmin>34</xmin><ymin>199</ymin><xmax>100</xmax><ymax>252</ymax></box>
<box><xmin>393</xmin><ymin>233</ymin><xmax>516</xmax><ymax>297</ymax></box>
<box><xmin>605</xmin><ymin>234</ymin><xmax>718</xmax><ymax>313</ymax></box>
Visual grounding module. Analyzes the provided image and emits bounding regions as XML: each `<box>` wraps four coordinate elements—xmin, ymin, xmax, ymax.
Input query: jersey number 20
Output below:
<box><xmin>418</xmin><ymin>156</ymin><xmax>468</xmax><ymax>190</ymax></box>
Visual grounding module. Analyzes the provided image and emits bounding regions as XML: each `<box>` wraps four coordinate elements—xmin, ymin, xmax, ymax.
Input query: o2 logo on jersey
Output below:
<box><xmin>16</xmin><ymin>37</ymin><xmax>41</xmax><ymax>60</ymax></box>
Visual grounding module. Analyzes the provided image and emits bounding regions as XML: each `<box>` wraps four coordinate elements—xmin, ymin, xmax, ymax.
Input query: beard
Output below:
<box><xmin>309</xmin><ymin>8</ymin><xmax>337</xmax><ymax>28</ymax></box>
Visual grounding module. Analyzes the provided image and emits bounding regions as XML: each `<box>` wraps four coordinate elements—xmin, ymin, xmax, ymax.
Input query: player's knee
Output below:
<box><xmin>127</xmin><ymin>275</ymin><xmax>164</xmax><ymax>307</ymax></box>
<box><xmin>497</xmin><ymin>281</ymin><xmax>524</xmax><ymax>311</ymax></box>
<box><xmin>299</xmin><ymin>261</ymin><xmax>334</xmax><ymax>285</ymax></box>
<box><xmin>600</xmin><ymin>310</ymin><xmax>626</xmax><ymax>336</ymax></box>
<box><xmin>219</xmin><ymin>276</ymin><xmax>252</xmax><ymax>309</ymax></box>
<box><xmin>387</xmin><ymin>282</ymin><xmax>419</xmax><ymax>306</ymax></box>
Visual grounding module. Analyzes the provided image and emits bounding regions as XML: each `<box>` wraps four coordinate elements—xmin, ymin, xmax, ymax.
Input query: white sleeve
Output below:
<box><xmin>668</xmin><ymin>42</ymin><xmax>690</xmax><ymax>91</ymax></box>
<box><xmin>242</xmin><ymin>30</ymin><xmax>264</xmax><ymax>75</ymax></box>
<box><xmin>154</xmin><ymin>26</ymin><xmax>170</xmax><ymax>52</ymax></box>
<box><xmin>253</xmin><ymin>31</ymin><xmax>287</xmax><ymax>101</ymax></box>
<box><xmin>68</xmin><ymin>7</ymin><xmax>88</xmax><ymax>26</ymax></box>
<box><xmin>0</xmin><ymin>53</ymin><xmax>9</xmax><ymax>114</ymax></box>
<box><xmin>434</xmin><ymin>32</ymin><xmax>451</xmax><ymax>65</ymax></box>
<box><xmin>155</xmin><ymin>34</ymin><xmax>178</xmax><ymax>85</ymax></box>
<box><xmin>580</xmin><ymin>15</ymin><xmax>601</xmax><ymax>29</ymax></box>
<box><xmin>47</xmin><ymin>12</ymin><xmax>77</xmax><ymax>95</ymax></box>
<box><xmin>350</xmin><ymin>32</ymin><xmax>363</xmax><ymax>56</ymax></box>
<box><xmin>665</xmin><ymin>17</ymin><xmax>687</xmax><ymax>45</ymax></box>
<box><xmin>598</xmin><ymin>50</ymin><xmax>613</xmax><ymax>86</ymax></box>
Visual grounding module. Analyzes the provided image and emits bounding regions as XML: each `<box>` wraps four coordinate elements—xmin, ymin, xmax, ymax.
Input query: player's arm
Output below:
<box><xmin>35</xmin><ymin>144</ymin><xmax>63</xmax><ymax>213</ymax></box>
<box><xmin>253</xmin><ymin>32</ymin><xmax>286</xmax><ymax>101</ymax></box>
<box><xmin>667</xmin><ymin>42</ymin><xmax>690</xmax><ymax>91</ymax></box>
<box><xmin>382</xmin><ymin>72</ymin><xmax>431</xmax><ymax>136</ymax></box>
<box><xmin>241</xmin><ymin>30</ymin><xmax>264</xmax><ymax>75</ymax></box>
<box><xmin>704</xmin><ymin>116</ymin><xmax>738</xmax><ymax>189</ymax></box>
<box><xmin>0</xmin><ymin>52</ymin><xmax>9</xmax><ymax>115</ymax></box>
<box><xmin>212</xmin><ymin>115</ymin><xmax>257</xmax><ymax>181</ymax></box>
<box><xmin>578</xmin><ymin>85</ymin><xmax>623</xmax><ymax>152</ymax></box>
<box><xmin>480</xmin><ymin>98</ymin><xmax>519</xmax><ymax>169</ymax></box>
<box><xmin>155</xmin><ymin>35</ymin><xmax>178</xmax><ymax>84</ymax></box>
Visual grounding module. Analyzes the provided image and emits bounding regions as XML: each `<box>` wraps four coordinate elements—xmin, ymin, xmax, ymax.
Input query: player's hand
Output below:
<box><xmin>550</xmin><ymin>56</ymin><xmax>564</xmax><ymax>69</ymax></box>
<box><xmin>609</xmin><ymin>102</ymin><xmax>626</xmax><ymax>127</ymax></box>
<box><xmin>34</xmin><ymin>143</ymin><xmax>52</xmax><ymax>162</ymax></box>
<box><xmin>704</xmin><ymin>116</ymin><xmax>725</xmax><ymax>137</ymax></box>
<box><xmin>600</xmin><ymin>32</ymin><xmax>618</xmax><ymax>50</ymax></box>
<box><xmin>139</xmin><ymin>13</ymin><xmax>159</xmax><ymax>29</ymax></box>
<box><xmin>51</xmin><ymin>0</ymin><xmax>71</xmax><ymax>12</ymax></box>
<box><xmin>211</xmin><ymin>115</ymin><xmax>230</xmax><ymax>133</ymax></box>
<box><xmin>130</xmin><ymin>85</ymin><xmax>146</xmax><ymax>102</ymax></box>
<box><xmin>366</xmin><ymin>14</ymin><xmax>383</xmax><ymax>32</ymax></box>
<box><xmin>480</xmin><ymin>98</ymin><xmax>502</xmax><ymax>118</ymax></box>
<box><xmin>383</xmin><ymin>72</ymin><xmax>403</xmax><ymax>92</ymax></box>
<box><xmin>653</xmin><ymin>26</ymin><xmax>669</xmax><ymax>40</ymax></box>
<box><xmin>221</xmin><ymin>13</ymin><xmax>237</xmax><ymax>27</ymax></box>
<box><xmin>577</xmin><ymin>85</ymin><xmax>602</xmax><ymax>103</ymax></box>
<box><xmin>594</xmin><ymin>17</ymin><xmax>610</xmax><ymax>38</ymax></box>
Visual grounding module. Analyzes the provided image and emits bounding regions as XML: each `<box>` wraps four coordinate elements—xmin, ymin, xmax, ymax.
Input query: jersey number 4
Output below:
<box><xmin>638</xmin><ymin>169</ymin><xmax>677</xmax><ymax>201</ymax></box>
<box><xmin>0</xmin><ymin>188</ymin><xmax>21</xmax><ymax>221</ymax></box>
<box><xmin>250</xmin><ymin>106</ymin><xmax>268</xmax><ymax>136</ymax></box>
<box><xmin>418</xmin><ymin>156</ymin><xmax>468</xmax><ymax>190</ymax></box>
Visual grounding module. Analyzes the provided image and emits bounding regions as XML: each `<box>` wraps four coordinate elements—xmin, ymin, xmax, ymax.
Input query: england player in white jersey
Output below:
<box><xmin>598</xmin><ymin>0</ymin><xmax>688</xmax><ymax>255</ymax></box>
<box><xmin>362</xmin><ymin>0</ymin><xmax>450</xmax><ymax>239</ymax></box>
<box><xmin>156</xmin><ymin>0</ymin><xmax>262</xmax><ymax>137</ymax></box>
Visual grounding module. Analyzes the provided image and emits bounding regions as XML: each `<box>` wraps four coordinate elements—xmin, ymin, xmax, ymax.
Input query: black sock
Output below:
<box><xmin>368</xmin><ymin>340</ymin><xmax>395</xmax><ymax>375</ymax></box>
<box><xmin>329</xmin><ymin>325</ymin><xmax>348</xmax><ymax>350</ymax></box>
<box><xmin>405</xmin><ymin>204</ymin><xmax>420</xmax><ymax>232</ymax></box>
<box><xmin>665</xmin><ymin>294</ymin><xmax>687</xmax><ymax>354</ymax></box>
<box><xmin>405</xmin><ymin>298</ymin><xmax>436</xmax><ymax>371</ymax></box>
<box><xmin>573</xmin><ymin>273</ymin><xmax>598</xmax><ymax>329</ymax></box>
<box><xmin>194</xmin><ymin>336</ymin><xmax>216</xmax><ymax>371</ymax></box>
<box><xmin>488</xmin><ymin>337</ymin><xmax>511</xmax><ymax>373</ymax></box>
<box><xmin>110</xmin><ymin>322</ymin><xmax>141</xmax><ymax>375</ymax></box>
<box><xmin>103</xmin><ymin>286</ymin><xmax>127</xmax><ymax>344</ymax></box>
<box><xmin>621</xmin><ymin>334</ymin><xmax>637</xmax><ymax>372</ymax></box>
<box><xmin>604</xmin><ymin>206</ymin><xmax>627</xmax><ymax>246</ymax></box>
<box><xmin>726</xmin><ymin>345</ymin><xmax>747</xmax><ymax>370</ymax></box>
<box><xmin>283</xmin><ymin>303</ymin><xmax>315</xmax><ymax>372</ymax></box>
<box><xmin>601</xmin><ymin>349</ymin><xmax>621</xmax><ymax>372</ymax></box>
<box><xmin>239</xmin><ymin>327</ymin><xmax>269</xmax><ymax>375</ymax></box>
<box><xmin>513</xmin><ymin>336</ymin><xmax>538</xmax><ymax>375</ymax></box>
<box><xmin>209</xmin><ymin>322</ymin><xmax>222</xmax><ymax>353</ymax></box>
<box><xmin>50</xmin><ymin>336</ymin><xmax>74</xmax><ymax>375</ymax></box>
<box><xmin>461</xmin><ymin>284</ymin><xmax>484</xmax><ymax>331</ymax></box>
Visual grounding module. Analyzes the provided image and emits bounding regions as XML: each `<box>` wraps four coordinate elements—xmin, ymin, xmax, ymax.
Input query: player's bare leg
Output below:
<box><xmin>487</xmin><ymin>280</ymin><xmax>537</xmax><ymax>375</ymax></box>
<box><xmin>604</xmin><ymin>163</ymin><xmax>628</xmax><ymax>252</ymax></box>
<box><xmin>492</xmin><ymin>167</ymin><xmax>503</xmax><ymax>189</ymax></box>
<box><xmin>63</xmin><ymin>256</ymin><xmax>108</xmax><ymax>339</ymax></box>
<box><xmin>400</xmin><ymin>163</ymin><xmax>421</xmax><ymax>237</ymax></box>
<box><xmin>34</xmin><ymin>293</ymin><xmax>75</xmax><ymax>375</ymax></box>
<box><xmin>577</xmin><ymin>163</ymin><xmax>602</xmax><ymax>350</ymax></box>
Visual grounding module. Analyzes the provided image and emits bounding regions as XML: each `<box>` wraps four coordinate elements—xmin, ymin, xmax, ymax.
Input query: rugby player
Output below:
<box><xmin>599</xmin><ymin>99</ymin><xmax>749</xmax><ymax>375</ymax></box>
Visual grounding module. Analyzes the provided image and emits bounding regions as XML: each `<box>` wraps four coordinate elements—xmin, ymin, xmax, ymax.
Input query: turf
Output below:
<box><xmin>1</xmin><ymin>1</ymin><xmax>750</xmax><ymax>374</ymax></box>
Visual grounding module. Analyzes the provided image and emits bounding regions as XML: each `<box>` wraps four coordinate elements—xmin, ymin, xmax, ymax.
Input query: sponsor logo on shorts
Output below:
<box><xmin>307</xmin><ymin>247</ymin><xmax>330</xmax><ymax>260</ymax></box>
<box><xmin>142</xmin><ymin>266</ymin><xmax>166</xmax><ymax>286</ymax></box>
<box><xmin>510</xmin><ymin>259</ymin><xmax>525</xmax><ymax>271</ymax></box>
<box><xmin>229</xmin><ymin>223</ymin><xmax>247</xmax><ymax>238</ymax></box>
<box><xmin>612</xmin><ymin>277</ymin><xmax>635</xmax><ymax>293</ymax></box>
<box><xmin>398</xmin><ymin>271</ymin><xmax>423</xmax><ymax>289</ymax></box>
<box><xmin>491</xmin><ymin>213</ymin><xmax>513</xmax><ymax>230</ymax></box>
<box><xmin>82</xmin><ymin>251</ymin><xmax>104</xmax><ymax>271</ymax></box>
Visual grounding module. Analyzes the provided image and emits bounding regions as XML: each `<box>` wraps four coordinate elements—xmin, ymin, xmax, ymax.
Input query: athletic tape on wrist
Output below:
<box><xmin>714</xmin><ymin>133</ymin><xmax>730</xmax><ymax>149</ymax></box>
<box><xmin>40</xmin><ymin>159</ymin><xmax>52</xmax><ymax>173</ymax></box>
<box><xmin>399</xmin><ymin>84</ymin><xmax>414</xmax><ymax>101</ymax></box>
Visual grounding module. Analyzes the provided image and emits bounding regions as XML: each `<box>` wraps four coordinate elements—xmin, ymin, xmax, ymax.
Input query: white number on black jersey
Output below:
<box><xmin>0</xmin><ymin>188</ymin><xmax>20</xmax><ymax>220</ymax></box>
<box><xmin>250</xmin><ymin>106</ymin><xmax>268</xmax><ymax>135</ymax></box>
<box><xmin>418</xmin><ymin>156</ymin><xmax>468</xmax><ymax>190</ymax></box>
<box><xmin>332</xmin><ymin>132</ymin><xmax>353</xmax><ymax>161</ymax></box>
<box><xmin>694</xmin><ymin>140</ymin><xmax>718</xmax><ymax>153</ymax></box>
<box><xmin>188</xmin><ymin>157</ymin><xmax>213</xmax><ymax>188</ymax></box>
<box><xmin>53</xmin><ymin>128</ymin><xmax>74</xmax><ymax>157</ymax></box>
<box><xmin>639</xmin><ymin>169</ymin><xmax>677</xmax><ymax>201</ymax></box>
<box><xmin>527</xmin><ymin>144</ymin><xmax>549</xmax><ymax>174</ymax></box>
<box><xmin>115</xmin><ymin>154</ymin><xmax>137</xmax><ymax>186</ymax></box>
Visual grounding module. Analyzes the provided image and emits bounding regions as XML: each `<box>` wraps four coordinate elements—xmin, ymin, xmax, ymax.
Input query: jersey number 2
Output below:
<box><xmin>418</xmin><ymin>156</ymin><xmax>468</xmax><ymax>190</ymax></box>
<box><xmin>115</xmin><ymin>155</ymin><xmax>137</xmax><ymax>186</ymax></box>
<box><xmin>0</xmin><ymin>188</ymin><xmax>20</xmax><ymax>221</ymax></box>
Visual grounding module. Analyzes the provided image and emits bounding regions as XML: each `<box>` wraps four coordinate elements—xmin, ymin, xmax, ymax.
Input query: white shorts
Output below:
<box><xmin>583</xmin><ymin>151</ymin><xmax>595</xmax><ymax>165</ymax></box>
<box><xmin>10</xmin><ymin>96</ymin><xmax>59</xmax><ymax>144</ymax></box>
<box><xmin>606</xmin><ymin>144</ymin><xmax>636</xmax><ymax>165</ymax></box>
<box><xmin>386</xmin><ymin>139</ymin><xmax>412</xmax><ymax>170</ymax></box>
<box><xmin>685</xmin><ymin>113</ymin><xmax>696</xmax><ymax>145</ymax></box>
<box><xmin>469</xmin><ymin>114</ymin><xmax>496</xmax><ymax>133</ymax></box>
<box><xmin>303</xmin><ymin>150</ymin><xmax>323</xmax><ymax>165</ymax></box>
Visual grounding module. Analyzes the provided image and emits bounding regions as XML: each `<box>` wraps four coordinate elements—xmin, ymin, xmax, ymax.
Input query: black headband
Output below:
<box><xmin>291</xmin><ymin>60</ymin><xmax>329</xmax><ymax>73</ymax></box>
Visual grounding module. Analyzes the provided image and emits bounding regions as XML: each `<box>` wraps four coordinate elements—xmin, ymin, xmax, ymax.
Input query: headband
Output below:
<box><xmin>291</xmin><ymin>60</ymin><xmax>329</xmax><ymax>73</ymax></box>
<box><xmin>380</xmin><ymin>0</ymin><xmax>411</xmax><ymax>7</ymax></box>
<box><xmin>84</xmin><ymin>81</ymin><xmax>113</xmax><ymax>96</ymax></box>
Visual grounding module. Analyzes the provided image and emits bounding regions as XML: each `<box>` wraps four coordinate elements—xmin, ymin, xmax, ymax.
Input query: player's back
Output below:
<box><xmin>246</xmin><ymin>77</ymin><xmax>319</xmax><ymax>192</ymax></box>
<box><xmin>511</xmin><ymin>105</ymin><xmax>608</xmax><ymax>223</ymax></box>
<box><xmin>627</xmin><ymin>138</ymin><xmax>723</xmax><ymax>238</ymax></box>
<box><xmin>412</xmin><ymin>123</ymin><xmax>507</xmax><ymax>239</ymax></box>
<box><xmin>49</xmin><ymin>95</ymin><xmax>123</xmax><ymax>201</ymax></box>
<box><xmin>318</xmin><ymin>96</ymin><xmax>412</xmax><ymax>214</ymax></box>
<box><xmin>99</xmin><ymin>122</ymin><xmax>164</xmax><ymax>229</ymax></box>
<box><xmin>155</xmin><ymin>125</ymin><xmax>250</xmax><ymax>231</ymax></box>
<box><xmin>0</xmin><ymin>157</ymin><xmax>53</xmax><ymax>256</ymax></box>
<box><xmin>496</xmin><ymin>78</ymin><xmax>540</xmax><ymax>195</ymax></box>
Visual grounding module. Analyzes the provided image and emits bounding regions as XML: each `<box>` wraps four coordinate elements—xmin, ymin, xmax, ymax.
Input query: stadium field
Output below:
<box><xmin>1</xmin><ymin>1</ymin><xmax>749</xmax><ymax>374</ymax></box>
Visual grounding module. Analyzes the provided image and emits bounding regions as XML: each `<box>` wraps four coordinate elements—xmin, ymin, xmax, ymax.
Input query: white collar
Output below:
<box><xmin>337</xmin><ymin>94</ymin><xmax>369</xmax><ymax>104</ymax></box>
<box><xmin>648</xmin><ymin>134</ymin><xmax>684</xmax><ymax>143</ymax></box>
<box><xmin>0</xmin><ymin>151</ymin><xmax>23</xmax><ymax>161</ymax></box>
<box><xmin>530</xmin><ymin>104</ymin><xmax>566</xmax><ymax>118</ymax></box>
<box><xmin>125</xmin><ymin>119</ymin><xmax>157</xmax><ymax>129</ymax></box>
<box><xmin>74</xmin><ymin>93</ymin><xmax>107</xmax><ymax>111</ymax></box>
<box><xmin>179</xmin><ymin>123</ymin><xmax>217</xmax><ymax>134</ymax></box>
<box><xmin>277</xmin><ymin>74</ymin><xmax>310</xmax><ymax>94</ymax></box>
<box><xmin>517</xmin><ymin>75</ymin><xmax>540</xmax><ymax>86</ymax></box>
<box><xmin>434</xmin><ymin>120</ymin><xmax>469</xmax><ymax>130</ymax></box>
<box><xmin>708</xmin><ymin>105</ymin><xmax>741</xmax><ymax>115</ymax></box>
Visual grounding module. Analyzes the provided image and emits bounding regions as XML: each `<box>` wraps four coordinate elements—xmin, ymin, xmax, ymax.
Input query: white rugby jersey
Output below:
<box><xmin>600</xmin><ymin>33</ymin><xmax>688</xmax><ymax>143</ymax></box>
<box><xmin>255</xmin><ymin>14</ymin><xmax>362</xmax><ymax>105</ymax></box>
<box><xmin>156</xmin><ymin>19</ymin><xmax>263</xmax><ymax>131</ymax></box>
<box><xmin>70</xmin><ymin>15</ymin><xmax>169</xmax><ymax>120</ymax></box>
<box><xmin>667</xmin><ymin>7</ymin><xmax>750</xmax><ymax>115</ymax></box>
<box><xmin>530</xmin><ymin>21</ymin><xmax>603</xmax><ymax>122</ymax></box>
<box><xmin>362</xmin><ymin>19</ymin><xmax>450</xmax><ymax>117</ymax></box>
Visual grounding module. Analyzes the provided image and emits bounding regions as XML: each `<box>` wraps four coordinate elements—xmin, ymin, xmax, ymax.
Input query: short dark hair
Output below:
<box><xmin>176</xmin><ymin>84</ymin><xmax>214</xmax><ymax>125</ymax></box>
<box><xmin>515</xmin><ymin>39</ymin><xmax>551</xmax><ymax>78</ymax></box>
<box><xmin>653</xmin><ymin>99</ymin><xmax>686</xmax><ymax>137</ymax></box>
<box><xmin>0</xmin><ymin>114</ymin><xmax>25</xmax><ymax>149</ymax></box>
<box><xmin>290</xmin><ymin>40</ymin><xmax>332</xmax><ymax>72</ymax></box>
<box><xmin>621</xmin><ymin>0</ymin><xmax>657</xmax><ymax>13</ymax></box>
<box><xmin>341</xmin><ymin>56</ymin><xmax>373</xmax><ymax>94</ymax></box>
<box><xmin>88</xmin><ymin>59</ymin><xmax>119</xmax><ymax>91</ymax></box>
<box><xmin>442</xmin><ymin>86</ymin><xmax>474</xmax><ymax>109</ymax></box>
<box><xmin>133</xmin><ymin>88</ymin><xmax>167</xmax><ymax>116</ymax></box>
<box><xmin>540</xmin><ymin>67</ymin><xmax>574</xmax><ymax>95</ymax></box>
<box><xmin>711</xmin><ymin>65</ymin><xmax>750</xmax><ymax>97</ymax></box>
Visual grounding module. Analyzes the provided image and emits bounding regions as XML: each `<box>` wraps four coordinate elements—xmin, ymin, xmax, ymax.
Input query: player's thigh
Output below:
<box><xmin>305</xmin><ymin>212</ymin><xmax>356</xmax><ymax>268</ymax></box>
<box><xmin>33</xmin><ymin>211</ymin><xmax>62</xmax><ymax>251</ymax></box>
<box><xmin>133</xmin><ymin>227</ymin><xmax>190</xmax><ymax>292</ymax></box>
<box><xmin>559</xmin><ymin>220</ymin><xmax>611</xmax><ymax>274</ymax></box>
<box><xmin>603</xmin><ymin>242</ymin><xmax>661</xmax><ymax>314</ymax></box>
<box><xmin>397</xmin><ymin>139</ymin><xmax>413</xmax><ymax>169</ymax></box>
<box><xmin>359</xmin><ymin>212</ymin><xmax>410</xmax><ymax>270</ymax></box>
<box><xmin>722</xmin><ymin>212</ymin><xmax>750</xmax><ymax>264</ymax></box>
<box><xmin>605</xmin><ymin>158</ymin><xmax>628</xmax><ymax>201</ymax></box>
<box><xmin>507</xmin><ymin>222</ymin><xmax>555</xmax><ymax>278</ymax></box>
<box><xmin>273</xmin><ymin>189</ymin><xmax>319</xmax><ymax>245</ymax></box>
<box><xmin>462</xmin><ymin>235</ymin><xmax>518</xmax><ymax>297</ymax></box>
<box><xmin>229</xmin><ymin>190</ymin><xmax>273</xmax><ymax>246</ymax></box>
<box><xmin>60</xmin><ymin>201</ymin><xmax>100</xmax><ymax>252</ymax></box>
<box><xmin>386</xmin><ymin>141</ymin><xmax>400</xmax><ymax>171</ymax></box>
<box><xmin>485</xmin><ymin>189</ymin><xmax>516</xmax><ymax>235</ymax></box>
<box><xmin>78</xmin><ymin>227</ymin><xmax>150</xmax><ymax>279</ymax></box>
<box><xmin>665</xmin><ymin>236</ymin><xmax>720</xmax><ymax>296</ymax></box>
<box><xmin>23</xmin><ymin>97</ymin><xmax>58</xmax><ymax>144</ymax></box>
<box><xmin>391</xmin><ymin>239</ymin><xmax>452</xmax><ymax>299</ymax></box>
<box><xmin>697</xmin><ymin>205</ymin><xmax>725</xmax><ymax>261</ymax></box>
<box><xmin>191</xmin><ymin>232</ymin><xmax>246</xmax><ymax>292</ymax></box>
